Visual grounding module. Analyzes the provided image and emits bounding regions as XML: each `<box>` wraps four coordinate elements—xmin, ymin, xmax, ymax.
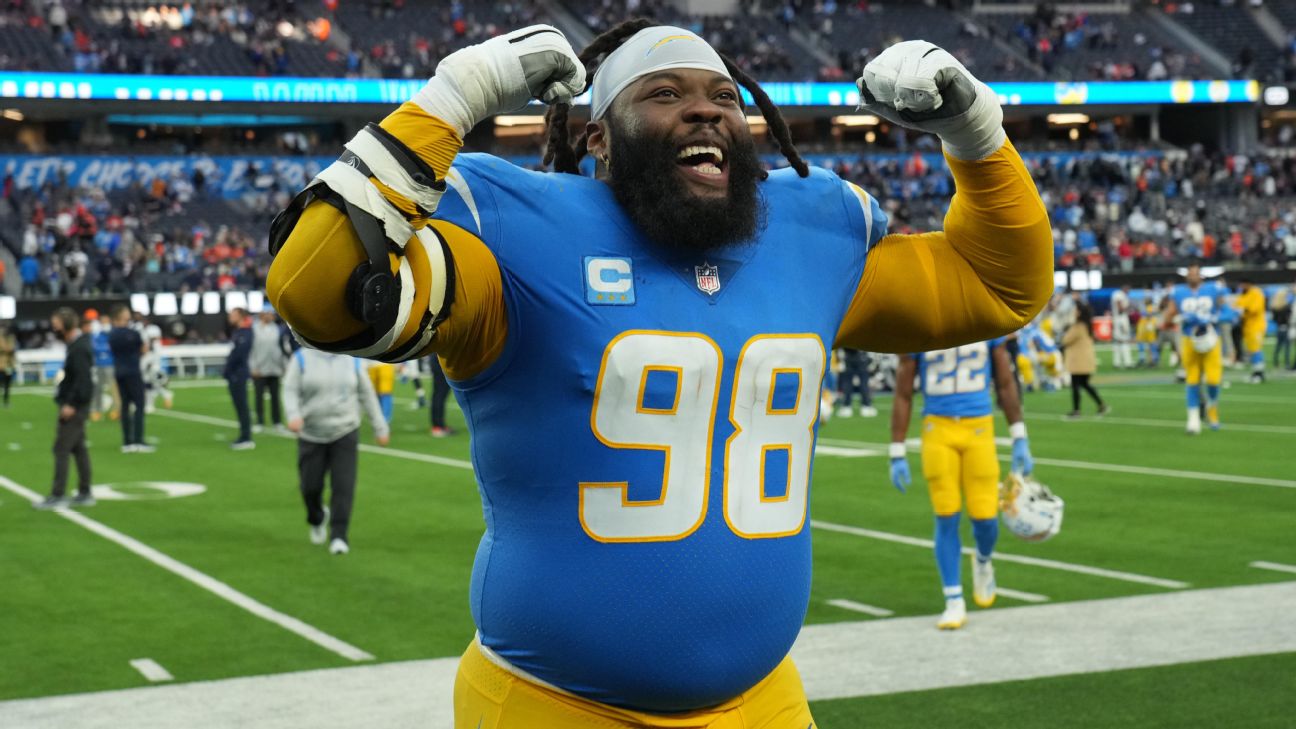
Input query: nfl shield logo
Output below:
<box><xmin>695</xmin><ymin>263</ymin><xmax>721</xmax><ymax>295</ymax></box>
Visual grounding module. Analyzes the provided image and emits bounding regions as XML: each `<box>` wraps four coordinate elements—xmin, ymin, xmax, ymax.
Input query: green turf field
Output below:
<box><xmin>1</xmin><ymin>350</ymin><xmax>1293</xmax><ymax>727</ymax></box>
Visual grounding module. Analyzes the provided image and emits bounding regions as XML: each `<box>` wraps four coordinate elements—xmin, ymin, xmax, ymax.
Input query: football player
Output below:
<box><xmin>1016</xmin><ymin>318</ymin><xmax>1063</xmax><ymax>392</ymax></box>
<box><xmin>1110</xmin><ymin>283</ymin><xmax>1134</xmax><ymax>369</ymax></box>
<box><xmin>888</xmin><ymin>339</ymin><xmax>1032</xmax><ymax>630</ymax></box>
<box><xmin>136</xmin><ymin>313</ymin><xmax>173</xmax><ymax>413</ymax></box>
<box><xmin>1236</xmin><ymin>278</ymin><xmax>1267</xmax><ymax>383</ymax></box>
<box><xmin>1136</xmin><ymin>298</ymin><xmax>1159</xmax><ymax>367</ymax></box>
<box><xmin>265</xmin><ymin>21</ymin><xmax>1052</xmax><ymax>728</ymax></box>
<box><xmin>1167</xmin><ymin>264</ymin><xmax>1224</xmax><ymax>433</ymax></box>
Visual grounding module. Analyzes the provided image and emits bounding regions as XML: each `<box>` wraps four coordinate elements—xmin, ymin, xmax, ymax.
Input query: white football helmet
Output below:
<box><xmin>999</xmin><ymin>473</ymin><xmax>1064</xmax><ymax>542</ymax></box>
<box><xmin>1189</xmin><ymin>324</ymin><xmax>1219</xmax><ymax>354</ymax></box>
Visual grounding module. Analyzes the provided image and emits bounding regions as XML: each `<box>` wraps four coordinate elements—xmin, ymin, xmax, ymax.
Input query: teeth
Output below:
<box><xmin>694</xmin><ymin>163</ymin><xmax>722</xmax><ymax>176</ymax></box>
<box><xmin>676</xmin><ymin>145</ymin><xmax>724</xmax><ymax>163</ymax></box>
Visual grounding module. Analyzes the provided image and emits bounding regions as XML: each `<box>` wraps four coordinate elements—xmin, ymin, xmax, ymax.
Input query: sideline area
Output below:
<box><xmin>3</xmin><ymin>582</ymin><xmax>1293</xmax><ymax>728</ymax></box>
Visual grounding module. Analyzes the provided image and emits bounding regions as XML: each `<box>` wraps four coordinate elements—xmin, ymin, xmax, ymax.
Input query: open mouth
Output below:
<box><xmin>675</xmin><ymin>144</ymin><xmax>727</xmax><ymax>183</ymax></box>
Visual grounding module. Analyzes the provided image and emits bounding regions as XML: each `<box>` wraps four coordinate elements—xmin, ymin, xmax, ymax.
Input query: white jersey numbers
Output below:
<box><xmin>582</xmin><ymin>331</ymin><xmax>826</xmax><ymax>543</ymax></box>
<box><xmin>724</xmin><ymin>336</ymin><xmax>824</xmax><ymax>539</ymax></box>
<box><xmin>582</xmin><ymin>332</ymin><xmax>723</xmax><ymax>543</ymax></box>
<box><xmin>924</xmin><ymin>343</ymin><xmax>989</xmax><ymax>396</ymax></box>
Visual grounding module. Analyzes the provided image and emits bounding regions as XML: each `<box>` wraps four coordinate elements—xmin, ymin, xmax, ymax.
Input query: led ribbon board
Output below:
<box><xmin>0</xmin><ymin>73</ymin><xmax>1262</xmax><ymax>107</ymax></box>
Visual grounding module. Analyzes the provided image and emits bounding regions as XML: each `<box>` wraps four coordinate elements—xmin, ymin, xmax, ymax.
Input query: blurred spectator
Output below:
<box><xmin>36</xmin><ymin>307</ymin><xmax>95</xmax><ymax>510</ymax></box>
<box><xmin>225</xmin><ymin>306</ymin><xmax>255</xmax><ymax>450</ymax></box>
<box><xmin>0</xmin><ymin>323</ymin><xmax>15</xmax><ymax>408</ymax></box>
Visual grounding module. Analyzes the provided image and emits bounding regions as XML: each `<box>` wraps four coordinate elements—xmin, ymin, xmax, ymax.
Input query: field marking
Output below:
<box><xmin>996</xmin><ymin>587</ymin><xmax>1049</xmax><ymax>603</ymax></box>
<box><xmin>810</xmin><ymin>520</ymin><xmax>1189</xmax><ymax>589</ymax></box>
<box><xmin>816</xmin><ymin>437</ymin><xmax>1296</xmax><ymax>490</ymax></box>
<box><xmin>0</xmin><ymin>475</ymin><xmax>375</xmax><ymax>663</ymax></box>
<box><xmin>814</xmin><ymin>445</ymin><xmax>882</xmax><ymax>458</ymax></box>
<box><xmin>1091</xmin><ymin>389</ymin><xmax>1284</xmax><ymax>404</ymax></box>
<box><xmin>825</xmin><ymin>599</ymin><xmax>894</xmax><ymax>617</ymax></box>
<box><xmin>1249</xmin><ymin>561</ymin><xmax>1296</xmax><ymax>575</ymax></box>
<box><xmin>1054</xmin><ymin>415</ymin><xmax>1296</xmax><ymax>436</ymax></box>
<box><xmin>150</xmin><ymin>409</ymin><xmax>474</xmax><ymax>471</ymax></box>
<box><xmin>3</xmin><ymin>582</ymin><xmax>1294</xmax><ymax>727</ymax></box>
<box><xmin>128</xmin><ymin>659</ymin><xmax>174</xmax><ymax>683</ymax></box>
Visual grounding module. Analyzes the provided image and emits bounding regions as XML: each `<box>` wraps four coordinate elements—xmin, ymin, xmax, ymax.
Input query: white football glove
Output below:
<box><xmin>414</xmin><ymin>24</ymin><xmax>585</xmax><ymax>136</ymax></box>
<box><xmin>856</xmin><ymin>41</ymin><xmax>1005</xmax><ymax>161</ymax></box>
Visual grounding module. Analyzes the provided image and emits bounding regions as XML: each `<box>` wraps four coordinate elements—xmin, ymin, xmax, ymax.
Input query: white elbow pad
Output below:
<box><xmin>269</xmin><ymin>123</ymin><xmax>454</xmax><ymax>362</ymax></box>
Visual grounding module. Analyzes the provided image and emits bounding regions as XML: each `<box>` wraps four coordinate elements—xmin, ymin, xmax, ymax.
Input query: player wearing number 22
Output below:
<box><xmin>265</xmin><ymin>18</ymin><xmax>1052</xmax><ymax>729</ymax></box>
<box><xmin>888</xmin><ymin>339</ymin><xmax>1033</xmax><ymax>630</ymax></box>
<box><xmin>1167</xmin><ymin>264</ymin><xmax>1226</xmax><ymax>434</ymax></box>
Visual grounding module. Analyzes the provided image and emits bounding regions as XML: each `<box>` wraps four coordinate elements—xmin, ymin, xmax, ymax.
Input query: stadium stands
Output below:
<box><xmin>980</xmin><ymin>5</ymin><xmax>1212</xmax><ymax>80</ymax></box>
<box><xmin>5</xmin><ymin>0</ymin><xmax>1291</xmax><ymax>81</ymax></box>
<box><xmin>794</xmin><ymin>2</ymin><xmax>1042</xmax><ymax>82</ymax></box>
<box><xmin>333</xmin><ymin>0</ymin><xmax>547</xmax><ymax>79</ymax></box>
<box><xmin>5</xmin><ymin>144</ymin><xmax>1293</xmax><ymax>303</ymax></box>
<box><xmin>4</xmin><ymin>0</ymin><xmax>1296</xmax><ymax>300</ymax></box>
<box><xmin>0</xmin><ymin>0</ymin><xmax>344</xmax><ymax>76</ymax></box>
<box><xmin>1154</xmin><ymin>0</ymin><xmax>1284</xmax><ymax>80</ymax></box>
<box><xmin>0</xmin><ymin>166</ymin><xmax>278</xmax><ymax>299</ymax></box>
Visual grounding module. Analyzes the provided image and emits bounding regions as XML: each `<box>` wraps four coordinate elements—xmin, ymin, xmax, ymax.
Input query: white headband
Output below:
<box><xmin>590</xmin><ymin>26</ymin><xmax>732</xmax><ymax>120</ymax></box>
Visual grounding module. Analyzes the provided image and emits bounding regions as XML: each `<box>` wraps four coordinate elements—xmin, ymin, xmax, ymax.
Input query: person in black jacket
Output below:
<box><xmin>36</xmin><ymin>307</ymin><xmax>95</xmax><ymax>509</ymax></box>
<box><xmin>107</xmin><ymin>304</ymin><xmax>151</xmax><ymax>453</ymax></box>
<box><xmin>225</xmin><ymin>307</ymin><xmax>255</xmax><ymax>450</ymax></box>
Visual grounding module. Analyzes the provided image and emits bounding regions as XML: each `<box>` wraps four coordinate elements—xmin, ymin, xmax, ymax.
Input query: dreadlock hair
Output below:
<box><xmin>543</xmin><ymin>18</ymin><xmax>810</xmax><ymax>179</ymax></box>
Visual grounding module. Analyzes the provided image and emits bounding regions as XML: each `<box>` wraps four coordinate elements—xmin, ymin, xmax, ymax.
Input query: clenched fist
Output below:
<box><xmin>856</xmin><ymin>41</ymin><xmax>1005</xmax><ymax>161</ymax></box>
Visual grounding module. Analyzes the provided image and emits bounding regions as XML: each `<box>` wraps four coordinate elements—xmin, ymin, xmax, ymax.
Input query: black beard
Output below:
<box><xmin>605</xmin><ymin>120</ymin><xmax>765</xmax><ymax>253</ymax></box>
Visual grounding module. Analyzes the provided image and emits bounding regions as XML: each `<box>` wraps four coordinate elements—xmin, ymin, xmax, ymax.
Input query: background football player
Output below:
<box><xmin>266</xmin><ymin>20</ymin><xmax>1052</xmax><ymax>728</ymax></box>
<box><xmin>1016</xmin><ymin>317</ymin><xmax>1063</xmax><ymax>392</ymax></box>
<box><xmin>1167</xmin><ymin>264</ymin><xmax>1224</xmax><ymax>434</ymax></box>
<box><xmin>887</xmin><ymin>338</ymin><xmax>1033</xmax><ymax>630</ymax></box>
<box><xmin>1236</xmin><ymin>278</ymin><xmax>1267</xmax><ymax>383</ymax></box>
<box><xmin>1110</xmin><ymin>283</ymin><xmax>1134</xmax><ymax>369</ymax></box>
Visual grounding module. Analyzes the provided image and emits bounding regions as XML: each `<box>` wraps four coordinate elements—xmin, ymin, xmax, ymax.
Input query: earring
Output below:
<box><xmin>601</xmin><ymin>155</ymin><xmax>611</xmax><ymax>169</ymax></box>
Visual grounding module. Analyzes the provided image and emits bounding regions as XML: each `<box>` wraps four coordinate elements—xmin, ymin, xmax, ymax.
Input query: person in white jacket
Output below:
<box><xmin>282</xmin><ymin>347</ymin><xmax>390</xmax><ymax>555</ymax></box>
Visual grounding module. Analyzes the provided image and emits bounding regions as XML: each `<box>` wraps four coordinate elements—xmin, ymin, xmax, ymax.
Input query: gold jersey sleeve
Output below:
<box><xmin>834</xmin><ymin>140</ymin><xmax>1053</xmax><ymax>353</ymax></box>
<box><xmin>265</xmin><ymin>101</ymin><xmax>510</xmax><ymax>381</ymax></box>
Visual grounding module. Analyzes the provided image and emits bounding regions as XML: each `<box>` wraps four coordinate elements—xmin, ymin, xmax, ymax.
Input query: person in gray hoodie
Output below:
<box><xmin>250</xmin><ymin>309</ymin><xmax>290</xmax><ymax>432</ymax></box>
<box><xmin>283</xmin><ymin>347</ymin><xmax>390</xmax><ymax>555</ymax></box>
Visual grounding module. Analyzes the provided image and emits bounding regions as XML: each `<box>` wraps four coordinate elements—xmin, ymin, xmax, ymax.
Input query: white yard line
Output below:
<box><xmin>810</xmin><ymin>520</ymin><xmax>1189</xmax><ymax>589</ymax></box>
<box><xmin>1249</xmin><ymin>561</ymin><xmax>1296</xmax><ymax>575</ymax></box>
<box><xmin>0</xmin><ymin>476</ymin><xmax>375</xmax><ymax>663</ymax></box>
<box><xmin>1055</xmin><ymin>415</ymin><xmax>1296</xmax><ymax>436</ymax></box>
<box><xmin>3</xmin><ymin>582</ymin><xmax>1293</xmax><ymax>728</ymax></box>
<box><xmin>814</xmin><ymin>445</ymin><xmax>883</xmax><ymax>458</ymax></box>
<box><xmin>1023</xmin><ymin>456</ymin><xmax>1296</xmax><ymax>489</ymax></box>
<box><xmin>1093</xmin><ymin>389</ymin><xmax>1282</xmax><ymax>404</ymax></box>
<box><xmin>825</xmin><ymin>599</ymin><xmax>894</xmax><ymax>617</ymax></box>
<box><xmin>150</xmin><ymin>409</ymin><xmax>474</xmax><ymax>471</ymax></box>
<box><xmin>995</xmin><ymin>587</ymin><xmax>1049</xmax><ymax>604</ymax></box>
<box><xmin>128</xmin><ymin>659</ymin><xmax>174</xmax><ymax>683</ymax></box>
<box><xmin>815</xmin><ymin>438</ymin><xmax>1296</xmax><ymax>490</ymax></box>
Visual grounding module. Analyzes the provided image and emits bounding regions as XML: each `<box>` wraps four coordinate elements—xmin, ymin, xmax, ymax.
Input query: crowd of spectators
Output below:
<box><xmin>0</xmin><ymin>161</ymin><xmax>296</xmax><ymax>299</ymax></box>
<box><xmin>795</xmin><ymin>143</ymin><xmax>1296</xmax><ymax>274</ymax></box>
<box><xmin>6</xmin><ymin>140</ymin><xmax>1295</xmax><ymax>302</ymax></box>
<box><xmin>343</xmin><ymin>0</ymin><xmax>546</xmax><ymax>80</ymax></box>
<box><xmin>994</xmin><ymin>3</ymin><xmax>1205</xmax><ymax>81</ymax></box>
<box><xmin>0</xmin><ymin>0</ymin><xmax>340</xmax><ymax>76</ymax></box>
<box><xmin>574</xmin><ymin>0</ymin><xmax>804</xmax><ymax>79</ymax></box>
<box><xmin>2</xmin><ymin>0</ymin><xmax>1294</xmax><ymax>81</ymax></box>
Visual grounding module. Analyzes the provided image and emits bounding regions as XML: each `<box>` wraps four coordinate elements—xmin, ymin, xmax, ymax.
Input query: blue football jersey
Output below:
<box><xmin>1173</xmin><ymin>282</ymin><xmax>1223</xmax><ymax>329</ymax></box>
<box><xmin>917</xmin><ymin>339</ymin><xmax>1002</xmax><ymax>418</ymax></box>
<box><xmin>91</xmin><ymin>329</ymin><xmax>113</xmax><ymax>368</ymax></box>
<box><xmin>1020</xmin><ymin>323</ymin><xmax>1057</xmax><ymax>354</ymax></box>
<box><xmin>432</xmin><ymin>153</ymin><xmax>886</xmax><ymax>712</ymax></box>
